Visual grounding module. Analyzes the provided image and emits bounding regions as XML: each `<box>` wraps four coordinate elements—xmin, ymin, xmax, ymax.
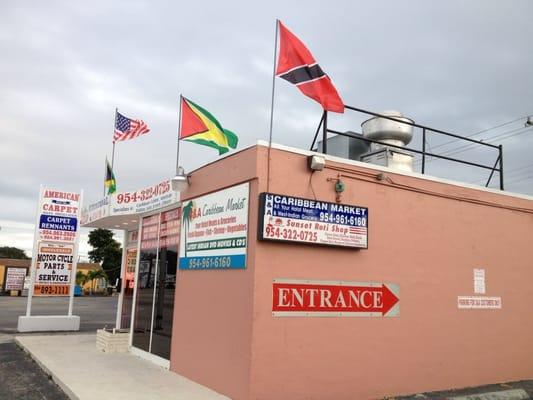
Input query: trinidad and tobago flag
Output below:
<box><xmin>276</xmin><ymin>21</ymin><xmax>344</xmax><ymax>113</ymax></box>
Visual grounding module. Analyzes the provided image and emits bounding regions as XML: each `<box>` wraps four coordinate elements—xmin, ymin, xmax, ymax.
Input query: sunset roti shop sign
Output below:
<box><xmin>259</xmin><ymin>193</ymin><xmax>368</xmax><ymax>249</ymax></box>
<box><xmin>179</xmin><ymin>182</ymin><xmax>249</xmax><ymax>270</ymax></box>
<box><xmin>272</xmin><ymin>279</ymin><xmax>399</xmax><ymax>317</ymax></box>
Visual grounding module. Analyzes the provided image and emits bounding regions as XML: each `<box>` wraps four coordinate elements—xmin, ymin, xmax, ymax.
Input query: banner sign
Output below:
<box><xmin>5</xmin><ymin>267</ymin><xmax>27</xmax><ymax>291</ymax></box>
<box><xmin>259</xmin><ymin>193</ymin><xmax>368</xmax><ymax>249</ymax></box>
<box><xmin>272</xmin><ymin>278</ymin><xmax>399</xmax><ymax>317</ymax></box>
<box><xmin>111</xmin><ymin>179</ymin><xmax>178</xmax><ymax>215</ymax></box>
<box><xmin>31</xmin><ymin>187</ymin><xmax>82</xmax><ymax>297</ymax></box>
<box><xmin>179</xmin><ymin>182</ymin><xmax>249</xmax><ymax>270</ymax></box>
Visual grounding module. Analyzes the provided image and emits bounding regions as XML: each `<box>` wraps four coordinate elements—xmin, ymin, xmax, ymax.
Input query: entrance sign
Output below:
<box><xmin>259</xmin><ymin>193</ymin><xmax>368</xmax><ymax>249</ymax></box>
<box><xmin>34</xmin><ymin>242</ymin><xmax>74</xmax><ymax>296</ymax></box>
<box><xmin>179</xmin><ymin>183</ymin><xmax>249</xmax><ymax>270</ymax></box>
<box><xmin>272</xmin><ymin>278</ymin><xmax>399</xmax><ymax>317</ymax></box>
<box><xmin>5</xmin><ymin>268</ymin><xmax>27</xmax><ymax>291</ymax></box>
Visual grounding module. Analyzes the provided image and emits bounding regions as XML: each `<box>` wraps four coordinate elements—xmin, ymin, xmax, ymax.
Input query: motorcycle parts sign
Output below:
<box><xmin>33</xmin><ymin>242</ymin><xmax>74</xmax><ymax>296</ymax></box>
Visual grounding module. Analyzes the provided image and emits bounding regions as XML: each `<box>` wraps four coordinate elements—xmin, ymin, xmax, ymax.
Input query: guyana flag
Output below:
<box><xmin>179</xmin><ymin>96</ymin><xmax>238</xmax><ymax>155</ymax></box>
<box><xmin>104</xmin><ymin>158</ymin><xmax>116</xmax><ymax>195</ymax></box>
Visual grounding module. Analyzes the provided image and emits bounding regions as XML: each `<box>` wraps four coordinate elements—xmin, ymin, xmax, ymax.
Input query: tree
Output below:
<box><xmin>87</xmin><ymin>269</ymin><xmax>108</xmax><ymax>293</ymax></box>
<box><xmin>76</xmin><ymin>271</ymin><xmax>89</xmax><ymax>287</ymax></box>
<box><xmin>88</xmin><ymin>228</ymin><xmax>122</xmax><ymax>284</ymax></box>
<box><xmin>0</xmin><ymin>246</ymin><xmax>30</xmax><ymax>259</ymax></box>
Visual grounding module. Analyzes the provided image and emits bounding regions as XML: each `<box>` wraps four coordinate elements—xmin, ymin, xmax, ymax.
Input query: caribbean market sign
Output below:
<box><xmin>259</xmin><ymin>193</ymin><xmax>368</xmax><ymax>249</ymax></box>
<box><xmin>179</xmin><ymin>182</ymin><xmax>249</xmax><ymax>270</ymax></box>
<box><xmin>272</xmin><ymin>278</ymin><xmax>399</xmax><ymax>317</ymax></box>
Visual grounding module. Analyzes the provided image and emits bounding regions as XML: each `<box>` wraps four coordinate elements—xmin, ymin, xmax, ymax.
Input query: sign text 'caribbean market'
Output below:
<box><xmin>259</xmin><ymin>193</ymin><xmax>368</xmax><ymax>249</ymax></box>
<box><xmin>272</xmin><ymin>279</ymin><xmax>399</xmax><ymax>317</ymax></box>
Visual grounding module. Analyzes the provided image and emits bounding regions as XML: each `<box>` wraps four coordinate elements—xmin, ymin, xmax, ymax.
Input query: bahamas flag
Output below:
<box><xmin>104</xmin><ymin>159</ymin><xmax>116</xmax><ymax>195</ymax></box>
<box><xmin>179</xmin><ymin>96</ymin><xmax>238</xmax><ymax>155</ymax></box>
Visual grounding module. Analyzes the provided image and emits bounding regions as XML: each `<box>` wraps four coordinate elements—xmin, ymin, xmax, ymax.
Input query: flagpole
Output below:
<box><xmin>266</xmin><ymin>19</ymin><xmax>279</xmax><ymax>193</ymax></box>
<box><xmin>104</xmin><ymin>157</ymin><xmax>108</xmax><ymax>196</ymax></box>
<box><xmin>176</xmin><ymin>94</ymin><xmax>182</xmax><ymax>175</ymax></box>
<box><xmin>111</xmin><ymin>108</ymin><xmax>118</xmax><ymax>174</ymax></box>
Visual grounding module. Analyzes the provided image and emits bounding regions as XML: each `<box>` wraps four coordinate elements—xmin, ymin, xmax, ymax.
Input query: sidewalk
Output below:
<box><xmin>15</xmin><ymin>334</ymin><xmax>229</xmax><ymax>400</ymax></box>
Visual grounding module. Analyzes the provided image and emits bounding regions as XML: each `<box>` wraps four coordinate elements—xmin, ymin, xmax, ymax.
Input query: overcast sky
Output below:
<box><xmin>1</xmin><ymin>0</ymin><xmax>532</xmax><ymax>258</ymax></box>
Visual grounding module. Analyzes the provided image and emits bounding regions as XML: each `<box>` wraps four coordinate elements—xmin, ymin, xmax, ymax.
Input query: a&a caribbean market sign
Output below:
<box><xmin>179</xmin><ymin>182</ymin><xmax>249</xmax><ymax>270</ymax></box>
<box><xmin>32</xmin><ymin>187</ymin><xmax>82</xmax><ymax>296</ymax></box>
<box><xmin>259</xmin><ymin>193</ymin><xmax>368</xmax><ymax>249</ymax></box>
<box><xmin>272</xmin><ymin>279</ymin><xmax>400</xmax><ymax>317</ymax></box>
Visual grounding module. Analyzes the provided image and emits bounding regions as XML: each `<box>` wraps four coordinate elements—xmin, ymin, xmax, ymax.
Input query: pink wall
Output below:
<box><xmin>250</xmin><ymin>146</ymin><xmax>533</xmax><ymax>399</ymax></box>
<box><xmin>170</xmin><ymin>144</ymin><xmax>533</xmax><ymax>399</ymax></box>
<box><xmin>169</xmin><ymin>146</ymin><xmax>260</xmax><ymax>400</ymax></box>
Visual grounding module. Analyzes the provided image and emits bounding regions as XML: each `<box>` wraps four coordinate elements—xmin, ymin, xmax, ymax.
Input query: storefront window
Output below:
<box><xmin>132</xmin><ymin>209</ymin><xmax>180</xmax><ymax>360</ymax></box>
<box><xmin>120</xmin><ymin>230</ymin><xmax>138</xmax><ymax>329</ymax></box>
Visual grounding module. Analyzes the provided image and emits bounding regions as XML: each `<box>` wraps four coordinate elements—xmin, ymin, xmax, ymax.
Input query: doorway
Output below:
<box><xmin>131</xmin><ymin>208</ymin><xmax>180</xmax><ymax>361</ymax></box>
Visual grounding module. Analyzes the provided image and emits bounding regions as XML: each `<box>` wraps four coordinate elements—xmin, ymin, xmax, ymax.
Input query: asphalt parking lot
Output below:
<box><xmin>0</xmin><ymin>295</ymin><xmax>117</xmax><ymax>334</ymax></box>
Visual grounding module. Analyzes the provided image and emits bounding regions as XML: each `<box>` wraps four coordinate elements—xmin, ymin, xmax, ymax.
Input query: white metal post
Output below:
<box><xmin>25</xmin><ymin>185</ymin><xmax>44</xmax><ymax>317</ymax></box>
<box><xmin>115</xmin><ymin>230</ymin><xmax>129</xmax><ymax>329</ymax></box>
<box><xmin>129</xmin><ymin>219</ymin><xmax>143</xmax><ymax>348</ymax></box>
<box><xmin>68</xmin><ymin>189</ymin><xmax>83</xmax><ymax>317</ymax></box>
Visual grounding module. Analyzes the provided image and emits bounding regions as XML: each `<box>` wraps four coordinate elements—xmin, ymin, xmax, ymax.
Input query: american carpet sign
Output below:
<box><xmin>31</xmin><ymin>187</ymin><xmax>82</xmax><ymax>296</ymax></box>
<box><xmin>259</xmin><ymin>193</ymin><xmax>368</xmax><ymax>249</ymax></box>
<box><xmin>179</xmin><ymin>183</ymin><xmax>249</xmax><ymax>270</ymax></box>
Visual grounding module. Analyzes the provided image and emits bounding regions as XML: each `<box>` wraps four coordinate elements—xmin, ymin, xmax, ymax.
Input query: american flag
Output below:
<box><xmin>113</xmin><ymin>111</ymin><xmax>150</xmax><ymax>142</ymax></box>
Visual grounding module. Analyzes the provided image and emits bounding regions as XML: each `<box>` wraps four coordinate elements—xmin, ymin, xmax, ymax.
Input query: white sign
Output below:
<box><xmin>458</xmin><ymin>296</ymin><xmax>502</xmax><ymax>309</ymax></box>
<box><xmin>30</xmin><ymin>187</ymin><xmax>82</xmax><ymax>297</ymax></box>
<box><xmin>5</xmin><ymin>268</ymin><xmax>27</xmax><ymax>291</ymax></box>
<box><xmin>179</xmin><ymin>182</ymin><xmax>249</xmax><ymax>270</ymax></box>
<box><xmin>34</xmin><ymin>242</ymin><xmax>74</xmax><ymax>296</ymax></box>
<box><xmin>473</xmin><ymin>268</ymin><xmax>485</xmax><ymax>294</ymax></box>
<box><xmin>110</xmin><ymin>179</ymin><xmax>178</xmax><ymax>215</ymax></box>
<box><xmin>38</xmin><ymin>188</ymin><xmax>81</xmax><ymax>243</ymax></box>
<box><xmin>80</xmin><ymin>196</ymin><xmax>109</xmax><ymax>225</ymax></box>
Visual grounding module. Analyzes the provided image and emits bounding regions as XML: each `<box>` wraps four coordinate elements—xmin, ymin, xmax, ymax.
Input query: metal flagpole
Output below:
<box><xmin>104</xmin><ymin>157</ymin><xmax>108</xmax><ymax>197</ymax></box>
<box><xmin>111</xmin><ymin>108</ymin><xmax>118</xmax><ymax>176</ymax></box>
<box><xmin>266</xmin><ymin>19</ymin><xmax>279</xmax><ymax>193</ymax></box>
<box><xmin>176</xmin><ymin>94</ymin><xmax>183</xmax><ymax>174</ymax></box>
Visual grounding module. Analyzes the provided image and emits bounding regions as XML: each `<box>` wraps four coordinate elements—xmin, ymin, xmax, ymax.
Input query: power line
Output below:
<box><xmin>416</xmin><ymin>124</ymin><xmax>533</xmax><ymax>166</ymax></box>
<box><xmin>424</xmin><ymin>115</ymin><xmax>527</xmax><ymax>153</ymax></box>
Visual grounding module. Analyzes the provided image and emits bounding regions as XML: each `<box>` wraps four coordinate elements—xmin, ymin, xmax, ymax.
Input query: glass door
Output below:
<box><xmin>132</xmin><ymin>209</ymin><xmax>180</xmax><ymax>360</ymax></box>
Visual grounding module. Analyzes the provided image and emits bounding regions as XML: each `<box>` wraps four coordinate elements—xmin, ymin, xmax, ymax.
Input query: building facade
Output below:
<box><xmin>82</xmin><ymin>141</ymin><xmax>533</xmax><ymax>400</ymax></box>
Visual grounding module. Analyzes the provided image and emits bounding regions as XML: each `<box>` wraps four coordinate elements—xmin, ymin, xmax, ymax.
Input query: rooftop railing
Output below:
<box><xmin>310</xmin><ymin>105</ymin><xmax>504</xmax><ymax>190</ymax></box>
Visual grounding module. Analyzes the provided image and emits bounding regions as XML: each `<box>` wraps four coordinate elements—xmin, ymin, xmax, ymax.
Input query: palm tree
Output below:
<box><xmin>182</xmin><ymin>201</ymin><xmax>195</xmax><ymax>258</ymax></box>
<box><xmin>76</xmin><ymin>270</ymin><xmax>89</xmax><ymax>286</ymax></box>
<box><xmin>87</xmin><ymin>269</ymin><xmax>108</xmax><ymax>294</ymax></box>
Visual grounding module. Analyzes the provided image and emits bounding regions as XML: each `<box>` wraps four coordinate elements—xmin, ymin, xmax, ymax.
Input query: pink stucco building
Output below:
<box><xmin>83</xmin><ymin>141</ymin><xmax>533</xmax><ymax>399</ymax></box>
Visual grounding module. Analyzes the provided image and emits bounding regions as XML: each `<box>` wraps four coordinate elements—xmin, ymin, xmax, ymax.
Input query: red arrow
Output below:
<box><xmin>381</xmin><ymin>284</ymin><xmax>399</xmax><ymax>316</ymax></box>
